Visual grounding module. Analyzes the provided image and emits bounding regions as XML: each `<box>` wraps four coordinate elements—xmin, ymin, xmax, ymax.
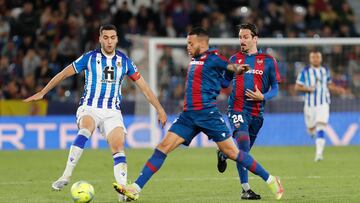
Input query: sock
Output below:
<box><xmin>62</xmin><ymin>128</ymin><xmax>91</xmax><ymax>179</ymax></box>
<box><xmin>242</xmin><ymin>183</ymin><xmax>250</xmax><ymax>191</ymax></box>
<box><xmin>114</xmin><ymin>151</ymin><xmax>127</xmax><ymax>200</ymax></box>
<box><xmin>315</xmin><ymin>129</ymin><xmax>326</xmax><ymax>156</ymax></box>
<box><xmin>266</xmin><ymin>175</ymin><xmax>275</xmax><ymax>184</ymax></box>
<box><xmin>113</xmin><ymin>151</ymin><xmax>127</xmax><ymax>185</ymax></box>
<box><xmin>234</xmin><ymin>131</ymin><xmax>250</xmax><ymax>188</ymax></box>
<box><xmin>236</xmin><ymin>150</ymin><xmax>269</xmax><ymax>182</ymax></box>
<box><xmin>135</xmin><ymin>148</ymin><xmax>167</xmax><ymax>189</ymax></box>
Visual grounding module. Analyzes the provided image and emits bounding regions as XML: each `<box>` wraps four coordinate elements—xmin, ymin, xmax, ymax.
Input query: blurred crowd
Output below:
<box><xmin>0</xmin><ymin>0</ymin><xmax>359</xmax><ymax>103</ymax></box>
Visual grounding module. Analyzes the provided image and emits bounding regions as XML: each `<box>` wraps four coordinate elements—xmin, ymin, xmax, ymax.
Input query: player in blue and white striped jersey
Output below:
<box><xmin>24</xmin><ymin>24</ymin><xmax>167</xmax><ymax>202</ymax></box>
<box><xmin>295</xmin><ymin>50</ymin><xmax>344</xmax><ymax>162</ymax></box>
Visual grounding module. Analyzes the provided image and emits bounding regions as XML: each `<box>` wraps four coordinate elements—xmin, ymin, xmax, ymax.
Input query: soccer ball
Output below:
<box><xmin>70</xmin><ymin>181</ymin><xmax>95</xmax><ymax>203</ymax></box>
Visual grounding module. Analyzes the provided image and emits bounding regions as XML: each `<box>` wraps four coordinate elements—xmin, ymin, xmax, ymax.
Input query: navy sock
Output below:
<box><xmin>73</xmin><ymin>134</ymin><xmax>89</xmax><ymax>149</ymax></box>
<box><xmin>135</xmin><ymin>148</ymin><xmax>167</xmax><ymax>188</ymax></box>
<box><xmin>235</xmin><ymin>131</ymin><xmax>250</xmax><ymax>184</ymax></box>
<box><xmin>317</xmin><ymin>130</ymin><xmax>325</xmax><ymax>138</ymax></box>
<box><xmin>236</xmin><ymin>150</ymin><xmax>269</xmax><ymax>181</ymax></box>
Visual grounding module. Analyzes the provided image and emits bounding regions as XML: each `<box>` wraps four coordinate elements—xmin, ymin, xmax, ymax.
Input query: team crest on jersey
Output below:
<box><xmin>117</xmin><ymin>61</ymin><xmax>121</xmax><ymax>67</ymax></box>
<box><xmin>238</xmin><ymin>59</ymin><xmax>242</xmax><ymax>64</ymax></box>
<box><xmin>256</xmin><ymin>58</ymin><xmax>263</xmax><ymax>65</ymax></box>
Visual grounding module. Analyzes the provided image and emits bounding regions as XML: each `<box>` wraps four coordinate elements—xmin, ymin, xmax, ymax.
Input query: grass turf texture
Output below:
<box><xmin>0</xmin><ymin>146</ymin><xmax>359</xmax><ymax>203</ymax></box>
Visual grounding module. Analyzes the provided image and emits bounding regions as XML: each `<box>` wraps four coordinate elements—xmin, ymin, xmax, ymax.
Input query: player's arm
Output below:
<box><xmin>328</xmin><ymin>82</ymin><xmax>346</xmax><ymax>95</ymax></box>
<box><xmin>212</xmin><ymin>53</ymin><xmax>249</xmax><ymax>75</ymax></box>
<box><xmin>23</xmin><ymin>64</ymin><xmax>76</xmax><ymax>102</ymax></box>
<box><xmin>134</xmin><ymin>76</ymin><xmax>167</xmax><ymax>128</ymax></box>
<box><xmin>246</xmin><ymin>83</ymin><xmax>279</xmax><ymax>101</ymax></box>
<box><xmin>294</xmin><ymin>83</ymin><xmax>315</xmax><ymax>93</ymax></box>
<box><xmin>246</xmin><ymin>56</ymin><xmax>280</xmax><ymax>101</ymax></box>
<box><xmin>227</xmin><ymin>63</ymin><xmax>249</xmax><ymax>75</ymax></box>
<box><xmin>295</xmin><ymin>68</ymin><xmax>314</xmax><ymax>93</ymax></box>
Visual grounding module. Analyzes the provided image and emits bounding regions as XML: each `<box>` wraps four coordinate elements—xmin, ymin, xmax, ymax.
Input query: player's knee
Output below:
<box><xmin>223</xmin><ymin>148</ymin><xmax>239</xmax><ymax>160</ymax></box>
<box><xmin>156</xmin><ymin>141</ymin><xmax>171</xmax><ymax>154</ymax></box>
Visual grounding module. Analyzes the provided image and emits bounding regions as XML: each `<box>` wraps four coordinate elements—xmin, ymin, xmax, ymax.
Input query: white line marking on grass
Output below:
<box><xmin>0</xmin><ymin>175</ymin><xmax>359</xmax><ymax>185</ymax></box>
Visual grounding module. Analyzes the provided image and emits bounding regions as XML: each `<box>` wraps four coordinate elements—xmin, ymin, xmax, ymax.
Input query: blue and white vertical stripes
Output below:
<box><xmin>296</xmin><ymin>66</ymin><xmax>331</xmax><ymax>107</ymax></box>
<box><xmin>72</xmin><ymin>49</ymin><xmax>139</xmax><ymax>110</ymax></box>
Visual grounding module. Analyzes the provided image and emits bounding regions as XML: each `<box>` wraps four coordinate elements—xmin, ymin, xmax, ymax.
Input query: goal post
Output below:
<box><xmin>147</xmin><ymin>37</ymin><xmax>360</xmax><ymax>147</ymax></box>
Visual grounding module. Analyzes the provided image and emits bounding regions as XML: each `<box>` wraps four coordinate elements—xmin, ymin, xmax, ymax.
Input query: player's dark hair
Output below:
<box><xmin>99</xmin><ymin>24</ymin><xmax>117</xmax><ymax>34</ymax></box>
<box><xmin>309</xmin><ymin>49</ymin><xmax>322</xmax><ymax>54</ymax></box>
<box><xmin>239</xmin><ymin>23</ymin><xmax>258</xmax><ymax>37</ymax></box>
<box><xmin>188</xmin><ymin>27</ymin><xmax>209</xmax><ymax>37</ymax></box>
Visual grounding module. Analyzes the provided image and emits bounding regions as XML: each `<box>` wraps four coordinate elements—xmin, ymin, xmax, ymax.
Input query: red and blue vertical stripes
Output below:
<box><xmin>229</xmin><ymin>51</ymin><xmax>280</xmax><ymax>117</ymax></box>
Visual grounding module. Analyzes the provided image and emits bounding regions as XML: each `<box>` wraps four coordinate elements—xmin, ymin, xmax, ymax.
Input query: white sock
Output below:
<box><xmin>266</xmin><ymin>175</ymin><xmax>274</xmax><ymax>184</ymax></box>
<box><xmin>316</xmin><ymin>138</ymin><xmax>325</xmax><ymax>156</ymax></box>
<box><xmin>61</xmin><ymin>129</ymin><xmax>91</xmax><ymax>179</ymax></box>
<box><xmin>114</xmin><ymin>152</ymin><xmax>127</xmax><ymax>200</ymax></box>
<box><xmin>114</xmin><ymin>152</ymin><xmax>127</xmax><ymax>185</ymax></box>
<box><xmin>242</xmin><ymin>183</ymin><xmax>250</xmax><ymax>191</ymax></box>
<box><xmin>133</xmin><ymin>183</ymin><xmax>142</xmax><ymax>192</ymax></box>
<box><xmin>62</xmin><ymin>145</ymin><xmax>84</xmax><ymax>179</ymax></box>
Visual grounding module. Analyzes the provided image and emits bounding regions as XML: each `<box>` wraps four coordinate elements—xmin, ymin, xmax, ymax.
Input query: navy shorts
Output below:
<box><xmin>228</xmin><ymin>110</ymin><xmax>264</xmax><ymax>137</ymax></box>
<box><xmin>169</xmin><ymin>108</ymin><xmax>231</xmax><ymax>146</ymax></box>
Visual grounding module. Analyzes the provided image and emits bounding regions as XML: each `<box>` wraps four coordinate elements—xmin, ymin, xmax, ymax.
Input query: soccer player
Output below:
<box><xmin>295</xmin><ymin>50</ymin><xmax>343</xmax><ymax>162</ymax></box>
<box><xmin>216</xmin><ymin>23</ymin><xmax>281</xmax><ymax>200</ymax></box>
<box><xmin>24</xmin><ymin>24</ymin><xmax>167</xmax><ymax>202</ymax></box>
<box><xmin>113</xmin><ymin>27</ymin><xmax>283</xmax><ymax>201</ymax></box>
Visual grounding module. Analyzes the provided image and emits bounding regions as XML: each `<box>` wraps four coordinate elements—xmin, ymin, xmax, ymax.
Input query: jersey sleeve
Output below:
<box><xmin>296</xmin><ymin>69</ymin><xmax>306</xmax><ymax>85</ymax></box>
<box><xmin>269</xmin><ymin>57</ymin><xmax>281</xmax><ymax>85</ymax></box>
<box><xmin>72</xmin><ymin>52</ymin><xmax>91</xmax><ymax>73</ymax></box>
<box><xmin>211</xmin><ymin>54</ymin><xmax>229</xmax><ymax>71</ymax></box>
<box><xmin>126</xmin><ymin>58</ymin><xmax>141</xmax><ymax>81</ymax></box>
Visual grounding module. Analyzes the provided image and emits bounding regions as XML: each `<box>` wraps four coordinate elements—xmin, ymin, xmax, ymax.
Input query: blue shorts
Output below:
<box><xmin>228</xmin><ymin>111</ymin><xmax>264</xmax><ymax>137</ymax></box>
<box><xmin>169</xmin><ymin>108</ymin><xmax>231</xmax><ymax>146</ymax></box>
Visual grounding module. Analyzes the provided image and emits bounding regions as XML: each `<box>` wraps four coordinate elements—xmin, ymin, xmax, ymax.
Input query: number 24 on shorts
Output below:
<box><xmin>231</xmin><ymin>114</ymin><xmax>244</xmax><ymax>124</ymax></box>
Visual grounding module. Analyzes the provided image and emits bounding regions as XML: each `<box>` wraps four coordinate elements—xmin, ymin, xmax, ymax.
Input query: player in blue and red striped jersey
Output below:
<box><xmin>113</xmin><ymin>27</ymin><xmax>283</xmax><ymax>201</ymax></box>
<box><xmin>216</xmin><ymin>23</ymin><xmax>281</xmax><ymax>200</ymax></box>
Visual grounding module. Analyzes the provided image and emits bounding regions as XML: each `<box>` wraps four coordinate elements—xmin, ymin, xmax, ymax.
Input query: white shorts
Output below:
<box><xmin>76</xmin><ymin>105</ymin><xmax>127</xmax><ymax>138</ymax></box>
<box><xmin>304</xmin><ymin>104</ymin><xmax>329</xmax><ymax>129</ymax></box>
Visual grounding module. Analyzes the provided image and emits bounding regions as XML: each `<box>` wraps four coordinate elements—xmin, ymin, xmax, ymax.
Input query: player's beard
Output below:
<box><xmin>241</xmin><ymin>44</ymin><xmax>249</xmax><ymax>53</ymax></box>
<box><xmin>104</xmin><ymin>45</ymin><xmax>115</xmax><ymax>55</ymax></box>
<box><xmin>193</xmin><ymin>47</ymin><xmax>201</xmax><ymax>56</ymax></box>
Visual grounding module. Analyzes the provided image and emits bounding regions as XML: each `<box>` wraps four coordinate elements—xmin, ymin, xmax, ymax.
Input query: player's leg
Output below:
<box><xmin>52</xmin><ymin>114</ymin><xmax>95</xmax><ymax>191</ymax></box>
<box><xmin>216</xmin><ymin>138</ymin><xmax>283</xmax><ymax>200</ymax></box>
<box><xmin>237</xmin><ymin>115</ymin><xmax>263</xmax><ymax>199</ymax></box>
<box><xmin>113</xmin><ymin>111</ymin><xmax>198</xmax><ymax>200</ymax></box>
<box><xmin>314</xmin><ymin>104</ymin><xmax>329</xmax><ymax>161</ymax></box>
<box><xmin>216</xmin><ymin>111</ymin><xmax>248</xmax><ymax>173</ymax></box>
<box><xmin>113</xmin><ymin>131</ymin><xmax>186</xmax><ymax>200</ymax></box>
<box><xmin>304</xmin><ymin>106</ymin><xmax>316</xmax><ymax>138</ymax></box>
<box><xmin>107</xmin><ymin>126</ymin><xmax>128</xmax><ymax>201</ymax></box>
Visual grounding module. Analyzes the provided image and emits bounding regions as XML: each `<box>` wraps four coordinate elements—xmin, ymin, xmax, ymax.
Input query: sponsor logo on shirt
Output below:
<box><xmin>246</xmin><ymin>69</ymin><xmax>264</xmax><ymax>75</ymax></box>
<box><xmin>190</xmin><ymin>61</ymin><xmax>205</xmax><ymax>65</ymax></box>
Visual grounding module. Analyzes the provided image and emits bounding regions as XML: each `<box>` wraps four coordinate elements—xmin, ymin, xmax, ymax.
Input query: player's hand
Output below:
<box><xmin>246</xmin><ymin>85</ymin><xmax>264</xmax><ymax>101</ymax></box>
<box><xmin>23</xmin><ymin>91</ymin><xmax>45</xmax><ymax>102</ymax></box>
<box><xmin>157</xmin><ymin>109</ymin><xmax>167</xmax><ymax>128</ymax></box>
<box><xmin>229</xmin><ymin>64</ymin><xmax>249</xmax><ymax>75</ymax></box>
<box><xmin>307</xmin><ymin>86</ymin><xmax>315</xmax><ymax>92</ymax></box>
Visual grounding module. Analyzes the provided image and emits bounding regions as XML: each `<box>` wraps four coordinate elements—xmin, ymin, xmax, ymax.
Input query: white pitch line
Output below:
<box><xmin>0</xmin><ymin>175</ymin><xmax>359</xmax><ymax>185</ymax></box>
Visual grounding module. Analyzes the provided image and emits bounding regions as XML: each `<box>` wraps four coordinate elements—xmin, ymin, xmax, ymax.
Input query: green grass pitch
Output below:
<box><xmin>1</xmin><ymin>146</ymin><xmax>359</xmax><ymax>202</ymax></box>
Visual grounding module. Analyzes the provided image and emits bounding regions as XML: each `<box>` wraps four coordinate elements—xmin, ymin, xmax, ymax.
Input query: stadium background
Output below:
<box><xmin>1</xmin><ymin>1</ymin><xmax>360</xmax><ymax>203</ymax></box>
<box><xmin>0</xmin><ymin>0</ymin><xmax>360</xmax><ymax>150</ymax></box>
